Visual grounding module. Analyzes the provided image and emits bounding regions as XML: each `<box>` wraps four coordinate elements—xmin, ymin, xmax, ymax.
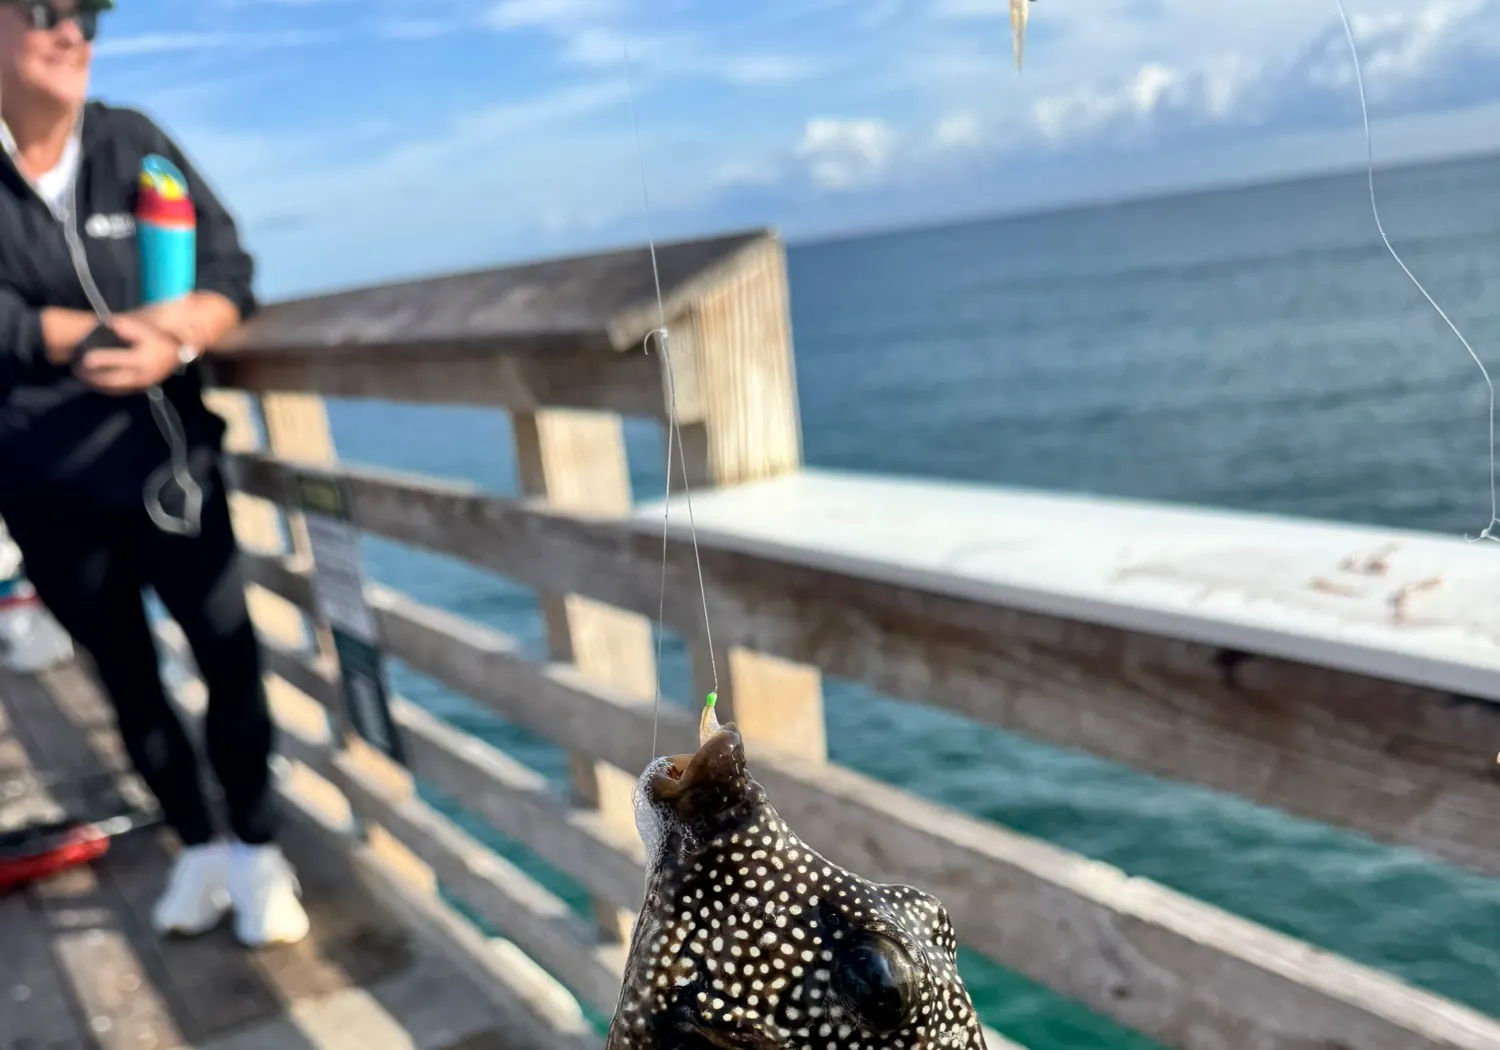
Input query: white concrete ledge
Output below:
<box><xmin>636</xmin><ymin>469</ymin><xmax>1500</xmax><ymax>702</ymax></box>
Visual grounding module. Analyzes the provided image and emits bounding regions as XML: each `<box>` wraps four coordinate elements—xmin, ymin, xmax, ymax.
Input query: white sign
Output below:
<box><xmin>304</xmin><ymin>512</ymin><xmax>378</xmax><ymax>644</ymax></box>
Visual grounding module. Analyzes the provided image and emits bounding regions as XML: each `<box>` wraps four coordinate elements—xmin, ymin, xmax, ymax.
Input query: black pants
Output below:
<box><xmin>2</xmin><ymin>469</ymin><xmax>277</xmax><ymax>846</ymax></box>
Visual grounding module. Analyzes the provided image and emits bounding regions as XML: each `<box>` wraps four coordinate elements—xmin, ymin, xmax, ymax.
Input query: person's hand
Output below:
<box><xmin>126</xmin><ymin>300</ymin><xmax>197</xmax><ymax>347</ymax></box>
<box><xmin>73</xmin><ymin>315</ymin><xmax>183</xmax><ymax>395</ymax></box>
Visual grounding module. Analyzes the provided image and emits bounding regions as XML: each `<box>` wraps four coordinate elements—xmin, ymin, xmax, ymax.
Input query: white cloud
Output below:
<box><xmin>487</xmin><ymin>0</ymin><xmax>627</xmax><ymax>29</ymax></box>
<box><xmin>931</xmin><ymin>0</ymin><xmax>1007</xmax><ymax>16</ymax></box>
<box><xmin>933</xmin><ymin>112</ymin><xmax>981</xmax><ymax>148</ymax></box>
<box><xmin>1313</xmin><ymin>0</ymin><xmax>1486</xmax><ymax>93</ymax></box>
<box><xmin>720</xmin><ymin>54</ymin><xmax>820</xmax><ymax>86</ymax></box>
<box><xmin>94</xmin><ymin>29</ymin><xmax>338</xmax><ymax>57</ymax></box>
<box><xmin>376</xmin><ymin>19</ymin><xmax>456</xmax><ymax>40</ymax></box>
<box><xmin>1028</xmin><ymin>60</ymin><xmax>1264</xmax><ymax>143</ymax></box>
<box><xmin>486</xmin><ymin>0</ymin><xmax>819</xmax><ymax>86</ymax></box>
<box><xmin>796</xmin><ymin>117</ymin><xmax>898</xmax><ymax>188</ymax></box>
<box><xmin>915</xmin><ymin>0</ymin><xmax>1499</xmax><ymax>153</ymax></box>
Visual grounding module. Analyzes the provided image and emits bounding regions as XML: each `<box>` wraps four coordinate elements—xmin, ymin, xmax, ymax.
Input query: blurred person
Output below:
<box><xmin>0</xmin><ymin>0</ymin><xmax>309</xmax><ymax>947</ymax></box>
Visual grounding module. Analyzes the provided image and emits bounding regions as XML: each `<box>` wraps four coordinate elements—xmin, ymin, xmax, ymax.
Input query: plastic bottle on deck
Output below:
<box><xmin>0</xmin><ymin>519</ymin><xmax>73</xmax><ymax>673</ymax></box>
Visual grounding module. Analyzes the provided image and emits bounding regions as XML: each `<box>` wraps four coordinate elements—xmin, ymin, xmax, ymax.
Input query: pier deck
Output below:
<box><xmin>0</xmin><ymin>663</ymin><xmax>513</xmax><ymax>1050</ymax></box>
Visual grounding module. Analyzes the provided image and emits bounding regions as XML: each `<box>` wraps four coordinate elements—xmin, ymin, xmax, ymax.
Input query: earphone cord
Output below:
<box><xmin>52</xmin><ymin>118</ymin><xmax>203</xmax><ymax>538</ymax></box>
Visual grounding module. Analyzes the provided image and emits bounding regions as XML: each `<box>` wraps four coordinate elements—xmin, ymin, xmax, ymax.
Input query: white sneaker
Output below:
<box><xmin>228</xmin><ymin>843</ymin><xmax>310</xmax><ymax>948</ymax></box>
<box><xmin>152</xmin><ymin>842</ymin><xmax>232</xmax><ymax>937</ymax></box>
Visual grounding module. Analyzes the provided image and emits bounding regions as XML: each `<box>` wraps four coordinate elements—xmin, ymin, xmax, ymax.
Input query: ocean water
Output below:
<box><xmin>324</xmin><ymin>152</ymin><xmax>1500</xmax><ymax>1048</ymax></box>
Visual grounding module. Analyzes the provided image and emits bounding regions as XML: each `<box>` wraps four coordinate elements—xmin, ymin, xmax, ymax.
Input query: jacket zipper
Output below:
<box><xmin>0</xmin><ymin>112</ymin><xmax>108</xmax><ymax>317</ymax></box>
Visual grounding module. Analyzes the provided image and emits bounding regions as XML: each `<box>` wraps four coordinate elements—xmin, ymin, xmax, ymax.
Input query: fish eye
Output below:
<box><xmin>831</xmin><ymin>931</ymin><xmax>921</xmax><ymax>1033</ymax></box>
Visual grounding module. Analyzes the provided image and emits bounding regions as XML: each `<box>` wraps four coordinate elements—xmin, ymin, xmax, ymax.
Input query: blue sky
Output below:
<box><xmin>89</xmin><ymin>0</ymin><xmax>1500</xmax><ymax>299</ymax></box>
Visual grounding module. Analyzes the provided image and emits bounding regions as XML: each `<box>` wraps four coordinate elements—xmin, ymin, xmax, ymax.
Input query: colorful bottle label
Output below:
<box><xmin>137</xmin><ymin>154</ymin><xmax>196</xmax><ymax>305</ymax></box>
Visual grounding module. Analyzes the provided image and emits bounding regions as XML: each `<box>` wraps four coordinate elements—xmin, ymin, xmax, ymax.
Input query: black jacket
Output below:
<box><xmin>0</xmin><ymin>100</ymin><xmax>258</xmax><ymax>511</ymax></box>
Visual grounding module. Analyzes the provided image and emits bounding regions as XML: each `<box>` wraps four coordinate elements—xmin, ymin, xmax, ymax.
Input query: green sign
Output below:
<box><xmin>293</xmin><ymin>470</ymin><xmax>405</xmax><ymax>765</ymax></box>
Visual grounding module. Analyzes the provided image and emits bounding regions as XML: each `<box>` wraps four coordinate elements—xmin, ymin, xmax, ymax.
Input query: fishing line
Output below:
<box><xmin>1332</xmin><ymin>0</ymin><xmax>1499</xmax><ymax>544</ymax></box>
<box><xmin>620</xmin><ymin>43</ymin><xmax>722</xmax><ymax>762</ymax></box>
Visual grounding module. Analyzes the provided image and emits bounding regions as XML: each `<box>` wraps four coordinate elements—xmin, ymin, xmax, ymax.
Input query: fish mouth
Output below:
<box><xmin>646</xmin><ymin>723</ymin><xmax>745</xmax><ymax>807</ymax></box>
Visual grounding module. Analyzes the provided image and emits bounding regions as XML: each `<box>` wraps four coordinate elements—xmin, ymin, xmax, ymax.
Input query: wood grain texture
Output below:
<box><xmin>207</xmin><ymin>234</ymin><xmax>797</xmax><ymax>417</ymax></box>
<box><xmin>673</xmin><ymin>236</ymin><xmax>803</xmax><ymax>488</ymax></box>
<box><xmin>274</xmin><ymin>764</ymin><xmax>598</xmax><ymax>1050</ymax></box>
<box><xmin>663</xmin><ymin>237</ymin><xmax>826</xmax><ymax>766</ymax></box>
<box><xmin>228</xmin><ymin>457</ymin><xmax>1500</xmax><ymax>880</ymax></box>
<box><xmin>511</xmin><ymin>407</ymin><xmax>652</xmax><ymax>946</ymax></box>
<box><xmin>211</xmin><ymin>348</ymin><xmax>675</xmax><ymax>419</ymax></box>
<box><xmin>333</xmin><ymin>747</ymin><xmax>628</xmax><ymax>1015</ymax></box>
<box><xmin>220</xmin><ymin>231</ymin><xmax>770</xmax><ymax>359</ymax></box>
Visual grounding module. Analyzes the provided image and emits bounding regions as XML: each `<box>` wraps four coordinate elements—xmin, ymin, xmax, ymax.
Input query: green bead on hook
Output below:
<box><xmin>698</xmin><ymin>689</ymin><xmax>721</xmax><ymax>744</ymax></box>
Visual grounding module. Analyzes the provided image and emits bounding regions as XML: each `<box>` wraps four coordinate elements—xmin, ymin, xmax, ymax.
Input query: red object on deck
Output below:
<box><xmin>0</xmin><ymin>821</ymin><xmax>113</xmax><ymax>894</ymax></box>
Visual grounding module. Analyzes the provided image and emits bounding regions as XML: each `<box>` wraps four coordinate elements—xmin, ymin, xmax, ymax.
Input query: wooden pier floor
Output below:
<box><xmin>0</xmin><ymin>663</ymin><xmax>514</xmax><ymax>1050</ymax></box>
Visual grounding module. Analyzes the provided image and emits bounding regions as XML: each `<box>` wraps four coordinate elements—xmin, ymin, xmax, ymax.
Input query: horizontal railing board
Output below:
<box><xmin>391</xmin><ymin>697</ymin><xmax>649</xmax><ymax>914</ymax></box>
<box><xmin>157</xmin><ymin>616</ymin><xmax>646</xmax><ymax>922</ymax></box>
<box><xmin>229</xmin><ymin>459</ymin><xmax>1500</xmax><ymax>880</ymax></box>
<box><xmin>210</xmin><ymin>346</ymin><xmax>685</xmax><ymax>421</ymax></box>
<box><xmin>228</xmin><ymin>574</ymin><xmax>1500</xmax><ymax>1050</ymax></box>
<box><xmin>633</xmin><ymin>470</ymin><xmax>1500</xmax><ymax>702</ymax></box>
<box><xmin>333</xmin><ymin>748</ymin><xmax>629</xmax><ymax>1016</ymax></box>
<box><xmin>221</xmin><ymin>229</ymin><xmax>771</xmax><ymax>359</ymax></box>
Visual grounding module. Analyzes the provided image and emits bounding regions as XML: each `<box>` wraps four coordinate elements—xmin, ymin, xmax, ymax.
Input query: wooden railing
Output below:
<box><xmin>155</xmin><ymin>228</ymin><xmax>1500</xmax><ymax>1050</ymax></box>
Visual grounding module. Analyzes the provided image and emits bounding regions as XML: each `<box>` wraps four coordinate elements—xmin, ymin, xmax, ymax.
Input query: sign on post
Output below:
<box><xmin>290</xmin><ymin>471</ymin><xmax>405</xmax><ymax>765</ymax></box>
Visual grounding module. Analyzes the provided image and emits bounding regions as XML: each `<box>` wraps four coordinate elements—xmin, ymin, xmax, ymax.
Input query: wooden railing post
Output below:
<box><xmin>673</xmin><ymin>239</ymin><xmax>827</xmax><ymax>766</ymax></box>
<box><xmin>512</xmin><ymin>408</ymin><xmax>650</xmax><ymax>944</ymax></box>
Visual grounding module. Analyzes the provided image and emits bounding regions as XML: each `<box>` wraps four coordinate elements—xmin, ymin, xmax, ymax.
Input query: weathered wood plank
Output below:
<box><xmin>19</xmin><ymin>663</ymin><xmax>421</xmax><ymax>1043</ymax></box>
<box><xmin>221</xmin><ymin>230</ymin><xmax>769</xmax><ymax>359</ymax></box>
<box><xmin>333</xmin><ymin>747</ymin><xmax>627</xmax><ymax>1015</ymax></box>
<box><xmin>0</xmin><ymin>687</ymin><xmax>89</xmax><ymax>1050</ymax></box>
<box><xmin>260</xmin><ymin>638</ymin><xmax>342</xmax><ymax>714</ymax></box>
<box><xmin>2</xmin><ymin>671</ymin><xmax>191</xmax><ymax>1050</ymax></box>
<box><xmin>392</xmin><ymin>698</ymin><xmax>646</xmax><ymax>914</ymax></box>
<box><xmin>277</xmin><ymin>585</ymin><xmax>1500</xmax><ymax>1050</ymax></box>
<box><xmin>228</xmin><ymin>458</ymin><xmax>1500</xmax><ymax>880</ymax></box>
<box><xmin>0</xmin><ymin>891</ymin><xmax>86</xmax><ymax>1050</ymax></box>
<box><xmin>512</xmin><ymin>404</ymin><xmax>651</xmax><ymax>947</ymax></box>
<box><xmin>661</xmin><ymin>239</ymin><xmax>826</xmax><ymax>769</ymax></box>
<box><xmin>212</xmin><ymin>347</ymin><xmax>678</xmax><ymax>420</ymax></box>
<box><xmin>671</xmin><ymin>233</ymin><xmax>802</xmax><ymax>488</ymax></box>
<box><xmin>209</xmin><ymin>231</ymin><xmax>786</xmax><ymax>416</ymax></box>
<box><xmin>268</xmin><ymin>768</ymin><xmax>596</xmax><ymax>1050</ymax></box>
<box><xmin>31</xmin><ymin>667</ymin><xmax>296</xmax><ymax>1045</ymax></box>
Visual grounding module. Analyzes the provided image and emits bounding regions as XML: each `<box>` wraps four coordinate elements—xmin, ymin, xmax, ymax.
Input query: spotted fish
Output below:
<box><xmin>607</xmin><ymin>709</ymin><xmax>986</xmax><ymax>1050</ymax></box>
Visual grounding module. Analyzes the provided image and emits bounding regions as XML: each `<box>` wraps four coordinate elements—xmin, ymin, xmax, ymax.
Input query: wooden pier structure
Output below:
<box><xmin>2</xmin><ymin>229</ymin><xmax>1499</xmax><ymax>1050</ymax></box>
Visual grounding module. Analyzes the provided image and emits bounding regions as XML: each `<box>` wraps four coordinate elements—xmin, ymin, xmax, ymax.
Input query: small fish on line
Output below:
<box><xmin>1012</xmin><ymin>0</ymin><xmax>1034</xmax><ymax>71</ymax></box>
<box><xmin>608</xmin><ymin>693</ymin><xmax>985</xmax><ymax>1050</ymax></box>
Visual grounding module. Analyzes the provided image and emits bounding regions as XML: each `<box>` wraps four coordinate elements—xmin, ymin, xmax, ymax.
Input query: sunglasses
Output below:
<box><xmin>6</xmin><ymin>0</ymin><xmax>106</xmax><ymax>42</ymax></box>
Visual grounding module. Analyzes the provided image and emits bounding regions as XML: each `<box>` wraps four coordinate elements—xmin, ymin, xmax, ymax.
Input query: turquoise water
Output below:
<box><xmin>322</xmin><ymin>153</ymin><xmax>1500</xmax><ymax>1048</ymax></box>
